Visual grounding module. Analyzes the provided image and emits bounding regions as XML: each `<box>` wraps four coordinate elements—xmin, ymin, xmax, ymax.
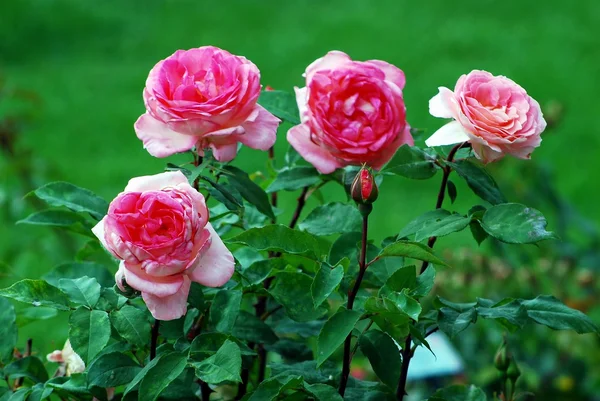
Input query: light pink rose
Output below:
<box><xmin>287</xmin><ymin>51</ymin><xmax>413</xmax><ymax>174</ymax></box>
<box><xmin>426</xmin><ymin>70</ymin><xmax>547</xmax><ymax>163</ymax></box>
<box><xmin>135</xmin><ymin>46</ymin><xmax>280</xmax><ymax>161</ymax></box>
<box><xmin>92</xmin><ymin>171</ymin><xmax>234</xmax><ymax>320</ymax></box>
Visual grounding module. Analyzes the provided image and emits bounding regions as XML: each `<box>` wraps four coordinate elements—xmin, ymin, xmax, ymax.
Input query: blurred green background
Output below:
<box><xmin>1</xmin><ymin>0</ymin><xmax>599</xmax><ymax>398</ymax></box>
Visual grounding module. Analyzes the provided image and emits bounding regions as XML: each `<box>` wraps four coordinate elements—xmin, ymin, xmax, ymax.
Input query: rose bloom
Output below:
<box><xmin>92</xmin><ymin>171</ymin><xmax>234</xmax><ymax>320</ymax></box>
<box><xmin>287</xmin><ymin>51</ymin><xmax>413</xmax><ymax>174</ymax></box>
<box><xmin>135</xmin><ymin>46</ymin><xmax>280</xmax><ymax>161</ymax></box>
<box><xmin>426</xmin><ymin>70</ymin><xmax>547</xmax><ymax>163</ymax></box>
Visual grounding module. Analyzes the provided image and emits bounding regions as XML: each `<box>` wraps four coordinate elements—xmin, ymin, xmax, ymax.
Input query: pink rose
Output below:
<box><xmin>287</xmin><ymin>51</ymin><xmax>413</xmax><ymax>174</ymax></box>
<box><xmin>135</xmin><ymin>46</ymin><xmax>280</xmax><ymax>161</ymax></box>
<box><xmin>426</xmin><ymin>70</ymin><xmax>547</xmax><ymax>163</ymax></box>
<box><xmin>92</xmin><ymin>171</ymin><xmax>234</xmax><ymax>320</ymax></box>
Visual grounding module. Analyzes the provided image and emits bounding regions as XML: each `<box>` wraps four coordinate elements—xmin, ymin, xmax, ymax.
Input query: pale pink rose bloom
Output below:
<box><xmin>287</xmin><ymin>51</ymin><xmax>413</xmax><ymax>174</ymax></box>
<box><xmin>426</xmin><ymin>70</ymin><xmax>547</xmax><ymax>163</ymax></box>
<box><xmin>92</xmin><ymin>171</ymin><xmax>235</xmax><ymax>320</ymax></box>
<box><xmin>135</xmin><ymin>46</ymin><xmax>280</xmax><ymax>161</ymax></box>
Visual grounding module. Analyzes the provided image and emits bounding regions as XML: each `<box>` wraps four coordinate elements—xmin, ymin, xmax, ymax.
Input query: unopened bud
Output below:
<box><xmin>494</xmin><ymin>341</ymin><xmax>511</xmax><ymax>372</ymax></box>
<box><xmin>351</xmin><ymin>168</ymin><xmax>378</xmax><ymax>206</ymax></box>
<box><xmin>507</xmin><ymin>359</ymin><xmax>521</xmax><ymax>382</ymax></box>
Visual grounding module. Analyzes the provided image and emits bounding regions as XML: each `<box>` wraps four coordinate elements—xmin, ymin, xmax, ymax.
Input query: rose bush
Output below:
<box><xmin>92</xmin><ymin>171</ymin><xmax>234</xmax><ymax>320</ymax></box>
<box><xmin>426</xmin><ymin>70</ymin><xmax>547</xmax><ymax>163</ymax></box>
<box><xmin>287</xmin><ymin>51</ymin><xmax>413</xmax><ymax>174</ymax></box>
<box><xmin>135</xmin><ymin>46</ymin><xmax>280</xmax><ymax>161</ymax></box>
<box><xmin>4</xmin><ymin>47</ymin><xmax>594</xmax><ymax>401</ymax></box>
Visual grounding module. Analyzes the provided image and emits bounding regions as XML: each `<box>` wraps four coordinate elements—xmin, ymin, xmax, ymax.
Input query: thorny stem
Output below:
<box><xmin>339</xmin><ymin>214</ymin><xmax>370</xmax><ymax>397</ymax></box>
<box><xmin>397</xmin><ymin>142</ymin><xmax>469</xmax><ymax>401</ymax></box>
<box><xmin>150</xmin><ymin>319</ymin><xmax>160</xmax><ymax>361</ymax></box>
<box><xmin>289</xmin><ymin>186</ymin><xmax>309</xmax><ymax>229</ymax></box>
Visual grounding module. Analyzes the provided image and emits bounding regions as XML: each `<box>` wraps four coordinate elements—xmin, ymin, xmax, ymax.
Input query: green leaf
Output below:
<box><xmin>303</xmin><ymin>383</ymin><xmax>344</xmax><ymax>401</ymax></box>
<box><xmin>469</xmin><ymin>220</ymin><xmax>488</xmax><ymax>246</ymax></box>
<box><xmin>15</xmin><ymin>306</ymin><xmax>57</xmax><ymax>327</ymax></box>
<box><xmin>0</xmin><ymin>298</ymin><xmax>17</xmax><ymax>363</ymax></box>
<box><xmin>270</xmin><ymin>272</ymin><xmax>328</xmax><ymax>322</ymax></box>
<box><xmin>224</xmin><ymin>165</ymin><xmax>274</xmax><ymax>220</ymax></box>
<box><xmin>437</xmin><ymin>308</ymin><xmax>477</xmax><ymax>338</ymax></box>
<box><xmin>209</xmin><ymin>289</ymin><xmax>242</xmax><ymax>334</ymax></box>
<box><xmin>383</xmin><ymin>145</ymin><xmax>439</xmax><ymax>179</ymax></box>
<box><xmin>31</xmin><ymin>182</ymin><xmax>108</xmax><ymax>219</ymax></box>
<box><xmin>5</xmin><ymin>388</ymin><xmax>30</xmax><ymax>401</ymax></box>
<box><xmin>241</xmin><ymin>258</ymin><xmax>287</xmax><ymax>286</ymax></box>
<box><xmin>96</xmin><ymin>287</ymin><xmax>128</xmax><ymax>312</ymax></box>
<box><xmin>477</xmin><ymin>298</ymin><xmax>528</xmax><ymax>331</ymax></box>
<box><xmin>4</xmin><ymin>356</ymin><xmax>48</xmax><ymax>383</ymax></box>
<box><xmin>248</xmin><ymin>375</ymin><xmax>303</xmax><ymax>401</ymax></box>
<box><xmin>192</xmin><ymin>340</ymin><xmax>242</xmax><ymax>384</ymax></box>
<box><xmin>412</xmin><ymin>266</ymin><xmax>436</xmax><ymax>298</ymax></box>
<box><xmin>397</xmin><ymin>209</ymin><xmax>450</xmax><ymax>239</ymax></box>
<box><xmin>267</xmin><ymin>166</ymin><xmax>320</xmax><ymax>193</ymax></box>
<box><xmin>311</xmin><ymin>263</ymin><xmax>344</xmax><ymax>308</ymax></box>
<box><xmin>377</xmin><ymin>241</ymin><xmax>450</xmax><ymax>267</ymax></box>
<box><xmin>269</xmin><ymin>361</ymin><xmax>335</xmax><ymax>384</ymax></box>
<box><xmin>299</xmin><ymin>202</ymin><xmax>362</xmax><ymax>236</ymax></box>
<box><xmin>386</xmin><ymin>290</ymin><xmax>422</xmax><ymax>321</ymax></box>
<box><xmin>45</xmin><ymin>374</ymin><xmax>89</xmax><ymax>396</ymax></box>
<box><xmin>316</xmin><ymin>308</ymin><xmax>362</xmax><ymax>367</ymax></box>
<box><xmin>190</xmin><ymin>332</ymin><xmax>255</xmax><ymax>358</ymax></box>
<box><xmin>233</xmin><ymin>311</ymin><xmax>278</xmax><ymax>344</ymax></box>
<box><xmin>87</xmin><ymin>352</ymin><xmax>142</xmax><ymax>388</ymax></box>
<box><xmin>0</xmin><ymin>279</ymin><xmax>70</xmax><ymax>310</ymax></box>
<box><xmin>258</xmin><ymin>90</ymin><xmax>301</xmax><ymax>125</ymax></box>
<box><xmin>58</xmin><ymin>276</ymin><xmax>101</xmax><ymax>307</ymax></box>
<box><xmin>26</xmin><ymin>385</ymin><xmax>53</xmax><ymax>401</ymax></box>
<box><xmin>359</xmin><ymin>330</ymin><xmax>401</xmax><ymax>389</ymax></box>
<box><xmin>201</xmin><ymin>176</ymin><xmax>243</xmax><ymax>212</ymax></box>
<box><xmin>110</xmin><ymin>305</ymin><xmax>151</xmax><ymax>347</ymax></box>
<box><xmin>285</xmin><ymin>145</ymin><xmax>302</xmax><ymax>166</ymax></box>
<box><xmin>450</xmin><ymin>159</ymin><xmax>506</xmax><ymax>205</ymax></box>
<box><xmin>522</xmin><ymin>295</ymin><xmax>599</xmax><ymax>333</ymax></box>
<box><xmin>413</xmin><ymin>213</ymin><xmax>470</xmax><ymax>242</ymax></box>
<box><xmin>481</xmin><ymin>203</ymin><xmax>558</xmax><ymax>244</ymax></box>
<box><xmin>228</xmin><ymin>225</ymin><xmax>322</xmax><ymax>260</ymax></box>
<box><xmin>16</xmin><ymin>209</ymin><xmax>94</xmax><ymax>236</ymax></box>
<box><xmin>379</xmin><ymin>266</ymin><xmax>416</xmax><ymax>297</ymax></box>
<box><xmin>138</xmin><ymin>352</ymin><xmax>188</xmax><ymax>401</ymax></box>
<box><xmin>430</xmin><ymin>384</ymin><xmax>487</xmax><ymax>401</ymax></box>
<box><xmin>43</xmin><ymin>262</ymin><xmax>114</xmax><ymax>288</ymax></box>
<box><xmin>69</xmin><ymin>307</ymin><xmax>111</xmax><ymax>364</ymax></box>
<box><xmin>447</xmin><ymin>180</ymin><xmax>457</xmax><ymax>203</ymax></box>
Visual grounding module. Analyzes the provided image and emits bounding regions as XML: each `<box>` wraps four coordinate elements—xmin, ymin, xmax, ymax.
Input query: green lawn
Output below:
<box><xmin>1</xmin><ymin>0</ymin><xmax>599</xmax><ymax>354</ymax></box>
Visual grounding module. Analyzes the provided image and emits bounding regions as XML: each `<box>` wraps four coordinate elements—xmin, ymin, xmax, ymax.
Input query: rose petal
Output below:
<box><xmin>238</xmin><ymin>104</ymin><xmax>280</xmax><ymax>150</ymax></box>
<box><xmin>370</xmin><ymin>125</ymin><xmax>414</xmax><ymax>170</ymax></box>
<box><xmin>142</xmin><ymin>276</ymin><xmax>191</xmax><ymax>320</ymax></box>
<box><xmin>425</xmin><ymin>121</ymin><xmax>471</xmax><ymax>147</ymax></box>
<box><xmin>287</xmin><ymin>124</ymin><xmax>343</xmax><ymax>174</ymax></box>
<box><xmin>429</xmin><ymin>87</ymin><xmax>456</xmax><ymax>119</ymax></box>
<box><xmin>189</xmin><ymin>223</ymin><xmax>235</xmax><ymax>287</ymax></box>
<box><xmin>115</xmin><ymin>262</ymin><xmax>126</xmax><ymax>292</ymax></box>
<box><xmin>294</xmin><ymin>87</ymin><xmax>310</xmax><ymax>124</ymax></box>
<box><xmin>134</xmin><ymin>113</ymin><xmax>198</xmax><ymax>158</ymax></box>
<box><xmin>208</xmin><ymin>142</ymin><xmax>239</xmax><ymax>162</ymax></box>
<box><xmin>305</xmin><ymin>51</ymin><xmax>352</xmax><ymax>81</ymax></box>
<box><xmin>124</xmin><ymin>171</ymin><xmax>188</xmax><ymax>192</ymax></box>
<box><xmin>366</xmin><ymin>60</ymin><xmax>406</xmax><ymax>90</ymax></box>
<box><xmin>91</xmin><ymin>217</ymin><xmax>109</xmax><ymax>250</ymax></box>
<box><xmin>123</xmin><ymin>264</ymin><xmax>184</xmax><ymax>297</ymax></box>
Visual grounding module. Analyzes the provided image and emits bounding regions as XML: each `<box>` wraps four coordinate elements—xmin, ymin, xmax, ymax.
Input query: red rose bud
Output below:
<box><xmin>351</xmin><ymin>168</ymin><xmax>378</xmax><ymax>206</ymax></box>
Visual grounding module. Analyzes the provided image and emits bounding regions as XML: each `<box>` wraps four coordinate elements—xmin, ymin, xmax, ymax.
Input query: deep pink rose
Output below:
<box><xmin>287</xmin><ymin>51</ymin><xmax>413</xmax><ymax>174</ymax></box>
<box><xmin>135</xmin><ymin>46</ymin><xmax>280</xmax><ymax>161</ymax></box>
<box><xmin>426</xmin><ymin>70</ymin><xmax>547</xmax><ymax>163</ymax></box>
<box><xmin>92</xmin><ymin>171</ymin><xmax>234</xmax><ymax>320</ymax></box>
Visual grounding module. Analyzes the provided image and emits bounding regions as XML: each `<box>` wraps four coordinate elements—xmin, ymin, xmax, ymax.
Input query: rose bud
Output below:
<box><xmin>426</xmin><ymin>70</ymin><xmax>546</xmax><ymax>163</ymax></box>
<box><xmin>494</xmin><ymin>340</ymin><xmax>511</xmax><ymax>372</ymax></box>
<box><xmin>351</xmin><ymin>167</ymin><xmax>378</xmax><ymax>205</ymax></box>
